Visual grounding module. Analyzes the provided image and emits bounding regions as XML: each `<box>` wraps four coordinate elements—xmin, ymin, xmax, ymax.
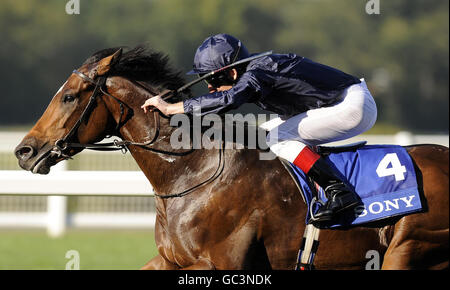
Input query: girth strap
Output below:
<box><xmin>279</xmin><ymin>157</ymin><xmax>323</xmax><ymax>270</ymax></box>
<box><xmin>296</xmin><ymin>224</ymin><xmax>321</xmax><ymax>270</ymax></box>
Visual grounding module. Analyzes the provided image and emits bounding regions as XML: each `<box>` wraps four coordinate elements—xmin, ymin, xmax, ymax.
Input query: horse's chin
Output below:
<box><xmin>30</xmin><ymin>150</ymin><xmax>62</xmax><ymax>175</ymax></box>
<box><xmin>25</xmin><ymin>146</ymin><xmax>81</xmax><ymax>174</ymax></box>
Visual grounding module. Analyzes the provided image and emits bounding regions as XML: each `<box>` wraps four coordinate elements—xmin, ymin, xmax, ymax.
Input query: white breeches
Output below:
<box><xmin>261</xmin><ymin>79</ymin><xmax>377</xmax><ymax>163</ymax></box>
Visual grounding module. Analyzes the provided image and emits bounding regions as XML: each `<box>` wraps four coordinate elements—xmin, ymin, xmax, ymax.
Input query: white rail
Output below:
<box><xmin>0</xmin><ymin>170</ymin><xmax>153</xmax><ymax>196</ymax></box>
<box><xmin>0</xmin><ymin>162</ymin><xmax>155</xmax><ymax>237</ymax></box>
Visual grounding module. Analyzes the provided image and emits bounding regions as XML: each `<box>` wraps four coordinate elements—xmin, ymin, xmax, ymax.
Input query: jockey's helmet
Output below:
<box><xmin>187</xmin><ymin>34</ymin><xmax>250</xmax><ymax>75</ymax></box>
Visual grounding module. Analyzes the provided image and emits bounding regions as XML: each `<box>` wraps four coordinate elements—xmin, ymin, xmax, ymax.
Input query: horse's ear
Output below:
<box><xmin>91</xmin><ymin>48</ymin><xmax>123</xmax><ymax>78</ymax></box>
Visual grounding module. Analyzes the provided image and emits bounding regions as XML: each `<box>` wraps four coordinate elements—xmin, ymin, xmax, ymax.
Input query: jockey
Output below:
<box><xmin>141</xmin><ymin>33</ymin><xmax>378</xmax><ymax>223</ymax></box>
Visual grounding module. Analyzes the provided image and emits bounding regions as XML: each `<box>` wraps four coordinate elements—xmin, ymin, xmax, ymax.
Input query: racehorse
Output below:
<box><xmin>15</xmin><ymin>46</ymin><xmax>449</xmax><ymax>269</ymax></box>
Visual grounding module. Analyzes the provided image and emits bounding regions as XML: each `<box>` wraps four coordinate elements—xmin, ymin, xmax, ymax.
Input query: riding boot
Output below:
<box><xmin>307</xmin><ymin>157</ymin><xmax>361</xmax><ymax>223</ymax></box>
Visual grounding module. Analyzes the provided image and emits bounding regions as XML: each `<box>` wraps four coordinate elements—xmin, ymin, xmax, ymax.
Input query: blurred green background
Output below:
<box><xmin>0</xmin><ymin>230</ymin><xmax>158</xmax><ymax>270</ymax></box>
<box><xmin>0</xmin><ymin>0</ymin><xmax>448</xmax><ymax>133</ymax></box>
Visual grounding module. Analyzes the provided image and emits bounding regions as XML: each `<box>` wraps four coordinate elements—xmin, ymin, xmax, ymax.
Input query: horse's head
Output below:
<box><xmin>14</xmin><ymin>49</ymin><xmax>123</xmax><ymax>174</ymax></box>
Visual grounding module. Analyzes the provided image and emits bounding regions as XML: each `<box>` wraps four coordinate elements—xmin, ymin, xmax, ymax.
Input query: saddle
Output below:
<box><xmin>315</xmin><ymin>141</ymin><xmax>367</xmax><ymax>154</ymax></box>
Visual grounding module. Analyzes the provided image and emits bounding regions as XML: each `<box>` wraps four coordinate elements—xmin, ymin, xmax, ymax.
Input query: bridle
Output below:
<box><xmin>51</xmin><ymin>69</ymin><xmax>225</xmax><ymax>199</ymax></box>
<box><xmin>52</xmin><ymin>69</ymin><xmax>161</xmax><ymax>155</ymax></box>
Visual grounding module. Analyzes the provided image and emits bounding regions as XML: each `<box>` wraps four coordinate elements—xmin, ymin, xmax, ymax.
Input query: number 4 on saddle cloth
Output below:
<box><xmin>281</xmin><ymin>141</ymin><xmax>424</xmax><ymax>228</ymax></box>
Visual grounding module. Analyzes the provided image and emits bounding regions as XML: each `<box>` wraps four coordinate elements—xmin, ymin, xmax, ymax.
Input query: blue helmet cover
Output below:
<box><xmin>187</xmin><ymin>34</ymin><xmax>250</xmax><ymax>75</ymax></box>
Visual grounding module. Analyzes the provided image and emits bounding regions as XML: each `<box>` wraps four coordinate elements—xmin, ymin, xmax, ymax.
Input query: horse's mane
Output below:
<box><xmin>83</xmin><ymin>45</ymin><xmax>190</xmax><ymax>101</ymax></box>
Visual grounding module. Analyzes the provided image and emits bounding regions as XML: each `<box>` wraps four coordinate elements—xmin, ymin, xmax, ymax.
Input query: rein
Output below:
<box><xmin>52</xmin><ymin>69</ymin><xmax>224</xmax><ymax>198</ymax></box>
<box><xmin>154</xmin><ymin>139</ymin><xmax>225</xmax><ymax>198</ymax></box>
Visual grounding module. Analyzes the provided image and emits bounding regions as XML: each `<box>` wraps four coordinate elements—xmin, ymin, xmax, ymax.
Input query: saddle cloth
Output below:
<box><xmin>286</xmin><ymin>144</ymin><xmax>423</xmax><ymax>228</ymax></box>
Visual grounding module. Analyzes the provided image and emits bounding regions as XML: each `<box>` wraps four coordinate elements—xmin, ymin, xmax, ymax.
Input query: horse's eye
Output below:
<box><xmin>63</xmin><ymin>94</ymin><xmax>75</xmax><ymax>103</ymax></box>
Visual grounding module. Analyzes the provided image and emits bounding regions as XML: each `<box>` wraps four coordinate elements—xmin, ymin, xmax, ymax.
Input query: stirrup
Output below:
<box><xmin>308</xmin><ymin>197</ymin><xmax>327</xmax><ymax>223</ymax></box>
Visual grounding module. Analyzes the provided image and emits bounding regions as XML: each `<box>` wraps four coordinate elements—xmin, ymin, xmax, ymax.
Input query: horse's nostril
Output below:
<box><xmin>15</xmin><ymin>146</ymin><xmax>34</xmax><ymax>160</ymax></box>
<box><xmin>20</xmin><ymin>147</ymin><xmax>31</xmax><ymax>155</ymax></box>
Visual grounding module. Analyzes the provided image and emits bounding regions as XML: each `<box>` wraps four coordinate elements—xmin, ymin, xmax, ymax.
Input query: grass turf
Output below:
<box><xmin>0</xmin><ymin>229</ymin><xmax>158</xmax><ymax>270</ymax></box>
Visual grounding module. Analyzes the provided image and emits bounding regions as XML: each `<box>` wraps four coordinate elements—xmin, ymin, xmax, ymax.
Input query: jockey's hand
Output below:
<box><xmin>141</xmin><ymin>96</ymin><xmax>168</xmax><ymax>114</ymax></box>
<box><xmin>141</xmin><ymin>96</ymin><xmax>185</xmax><ymax>115</ymax></box>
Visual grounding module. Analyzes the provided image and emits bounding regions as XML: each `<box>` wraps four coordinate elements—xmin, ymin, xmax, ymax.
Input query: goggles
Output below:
<box><xmin>199</xmin><ymin>72</ymin><xmax>231</xmax><ymax>88</ymax></box>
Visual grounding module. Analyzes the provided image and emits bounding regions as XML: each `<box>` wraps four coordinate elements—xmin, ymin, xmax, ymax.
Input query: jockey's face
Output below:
<box><xmin>208</xmin><ymin>83</ymin><xmax>233</xmax><ymax>93</ymax></box>
<box><xmin>205</xmin><ymin>68</ymin><xmax>238</xmax><ymax>93</ymax></box>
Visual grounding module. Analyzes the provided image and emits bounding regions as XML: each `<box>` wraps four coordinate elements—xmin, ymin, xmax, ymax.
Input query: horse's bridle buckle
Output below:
<box><xmin>54</xmin><ymin>139</ymin><xmax>68</xmax><ymax>151</ymax></box>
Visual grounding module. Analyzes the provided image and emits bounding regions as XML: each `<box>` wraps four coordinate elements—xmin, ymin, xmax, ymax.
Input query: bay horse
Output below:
<box><xmin>15</xmin><ymin>46</ymin><xmax>448</xmax><ymax>269</ymax></box>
